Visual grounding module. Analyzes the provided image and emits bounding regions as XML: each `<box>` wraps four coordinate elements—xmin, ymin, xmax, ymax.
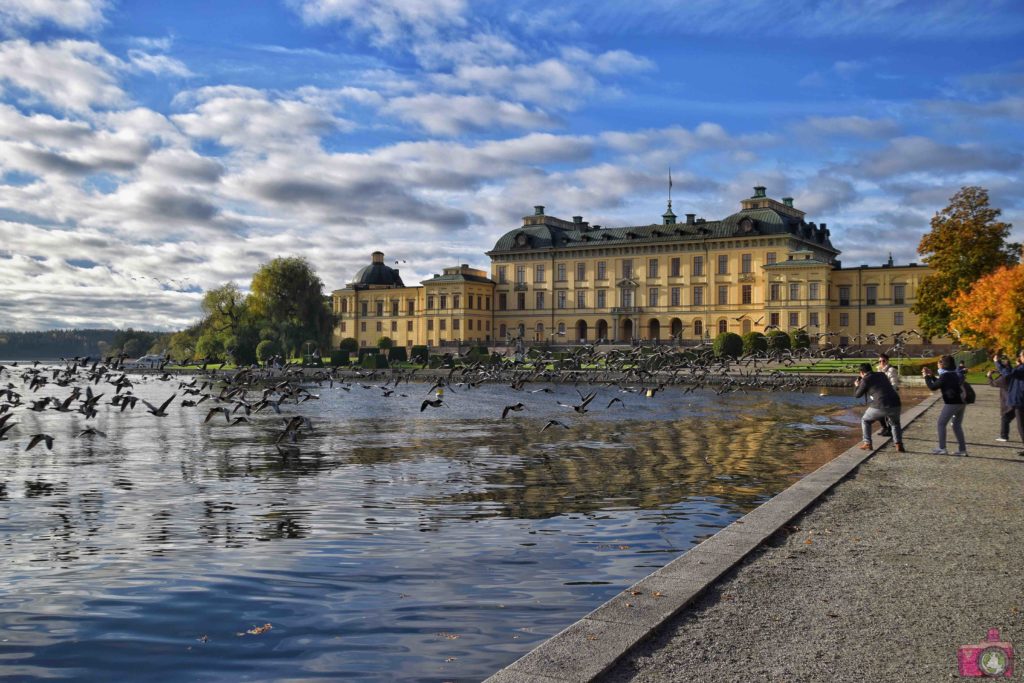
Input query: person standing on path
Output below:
<box><xmin>854</xmin><ymin>362</ymin><xmax>905</xmax><ymax>452</ymax></box>
<box><xmin>987</xmin><ymin>365</ymin><xmax>1017</xmax><ymax>444</ymax></box>
<box><xmin>877</xmin><ymin>353</ymin><xmax>900</xmax><ymax>437</ymax></box>
<box><xmin>994</xmin><ymin>350</ymin><xmax>1024</xmax><ymax>456</ymax></box>
<box><xmin>923</xmin><ymin>355</ymin><xmax>968</xmax><ymax>456</ymax></box>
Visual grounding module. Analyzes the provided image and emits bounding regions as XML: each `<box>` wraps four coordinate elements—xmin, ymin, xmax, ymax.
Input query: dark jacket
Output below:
<box><xmin>854</xmin><ymin>371</ymin><xmax>901</xmax><ymax>409</ymax></box>
<box><xmin>989</xmin><ymin>374</ymin><xmax>1011</xmax><ymax>411</ymax></box>
<box><xmin>925</xmin><ymin>371</ymin><xmax>963</xmax><ymax>404</ymax></box>
<box><xmin>996</xmin><ymin>360</ymin><xmax>1024</xmax><ymax>408</ymax></box>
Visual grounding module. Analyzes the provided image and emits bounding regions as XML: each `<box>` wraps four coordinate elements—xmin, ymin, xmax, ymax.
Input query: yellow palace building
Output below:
<box><xmin>331</xmin><ymin>187</ymin><xmax>942</xmax><ymax>349</ymax></box>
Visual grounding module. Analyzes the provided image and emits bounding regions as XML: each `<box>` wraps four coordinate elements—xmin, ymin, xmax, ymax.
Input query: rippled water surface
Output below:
<box><xmin>0</xmin><ymin>368</ymin><xmax>889</xmax><ymax>681</ymax></box>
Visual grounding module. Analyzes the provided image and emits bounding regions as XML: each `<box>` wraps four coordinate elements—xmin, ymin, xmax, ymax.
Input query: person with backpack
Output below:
<box><xmin>922</xmin><ymin>355</ymin><xmax>968</xmax><ymax>456</ymax></box>
<box><xmin>994</xmin><ymin>349</ymin><xmax>1024</xmax><ymax>457</ymax></box>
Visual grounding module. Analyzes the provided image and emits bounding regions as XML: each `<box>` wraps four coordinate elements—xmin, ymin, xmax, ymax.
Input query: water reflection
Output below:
<box><xmin>0</xmin><ymin>378</ymin><xmax>905</xmax><ymax>682</ymax></box>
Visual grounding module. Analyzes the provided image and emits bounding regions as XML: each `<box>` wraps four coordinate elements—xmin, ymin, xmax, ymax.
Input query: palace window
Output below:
<box><xmin>535</xmin><ymin>265</ymin><xmax>546</xmax><ymax>283</ymax></box>
<box><xmin>485</xmin><ymin>297</ymin><xmax>490</xmax><ymax>310</ymax></box>
<box><xmin>556</xmin><ymin>263</ymin><xmax>567</xmax><ymax>282</ymax></box>
<box><xmin>622</xmin><ymin>259</ymin><xmax>633</xmax><ymax>279</ymax></box>
<box><xmin>789</xmin><ymin>312</ymin><xmax>798</xmax><ymax>328</ymax></box>
<box><xmin>440</xmin><ymin>320</ymin><xmax>446</xmax><ymax>330</ymax></box>
<box><xmin>535</xmin><ymin>291</ymin><xmax>545</xmax><ymax>309</ymax></box>
<box><xmin>717</xmin><ymin>255</ymin><xmax>728</xmax><ymax>274</ymax></box>
<box><xmin>361</xmin><ymin>301</ymin><xmax>369</xmax><ymax>316</ymax></box>
<box><xmin>741</xmin><ymin>253</ymin><xmax>752</xmax><ymax>274</ymax></box>
<box><xmin>576</xmin><ymin>290</ymin><xmax>586</xmax><ymax>308</ymax></box>
<box><xmin>621</xmin><ymin>289</ymin><xmax>634</xmax><ymax>307</ymax></box>
<box><xmin>557</xmin><ymin>291</ymin><xmax>567</xmax><ymax>309</ymax></box>
<box><xmin>648</xmin><ymin>288</ymin><xmax>658</xmax><ymax>307</ymax></box>
<box><xmin>742</xmin><ymin>284</ymin><xmax>752</xmax><ymax>304</ymax></box>
<box><xmin>692</xmin><ymin>256</ymin><xmax>704</xmax><ymax>276</ymax></box>
<box><xmin>719</xmin><ymin>319</ymin><xmax>728</xmax><ymax>334</ymax></box>
<box><xmin>809</xmin><ymin>283</ymin><xmax>820</xmax><ymax>301</ymax></box>
<box><xmin>517</xmin><ymin>292</ymin><xmax>526</xmax><ymax>309</ymax></box>
<box><xmin>809</xmin><ymin>312</ymin><xmax>819</xmax><ymax>328</ymax></box>
<box><xmin>865</xmin><ymin>285</ymin><xmax>877</xmax><ymax>306</ymax></box>
<box><xmin>789</xmin><ymin>283</ymin><xmax>800</xmax><ymax>301</ymax></box>
<box><xmin>718</xmin><ymin>285</ymin><xmax>728</xmax><ymax>306</ymax></box>
<box><xmin>452</xmin><ymin>319</ymin><xmax>459</xmax><ymax>331</ymax></box>
<box><xmin>376</xmin><ymin>321</ymin><xmax>383</xmax><ymax>331</ymax></box>
<box><xmin>693</xmin><ymin>285</ymin><xmax>704</xmax><ymax>306</ymax></box>
<box><xmin>670</xmin><ymin>257</ymin><xmax>681</xmax><ymax>277</ymax></box>
<box><xmin>866</xmin><ymin>312</ymin><xmax>876</xmax><ymax>326</ymax></box>
<box><xmin>769</xmin><ymin>312</ymin><xmax>779</xmax><ymax>327</ymax></box>
<box><xmin>407</xmin><ymin>300</ymin><xmax>415</xmax><ymax>315</ymax></box>
<box><xmin>766</xmin><ymin>252</ymin><xmax>777</xmax><ymax>265</ymax></box>
<box><xmin>693</xmin><ymin>319</ymin><xmax>703</xmax><ymax>337</ymax></box>
<box><xmin>648</xmin><ymin>259</ymin><xmax>658</xmax><ymax>278</ymax></box>
<box><xmin>340</xmin><ymin>322</ymin><xmax>346</xmax><ymax>332</ymax></box>
<box><xmin>392</xmin><ymin>301</ymin><xmax>399</xmax><ymax>316</ymax></box>
<box><xmin>453</xmin><ymin>294</ymin><xmax>460</xmax><ymax>309</ymax></box>
<box><xmin>515</xmin><ymin>265</ymin><xmax>526</xmax><ymax>283</ymax></box>
<box><xmin>407</xmin><ymin>321</ymin><xmax>413</xmax><ymax>332</ymax></box>
<box><xmin>770</xmin><ymin>283</ymin><xmax>781</xmax><ymax>301</ymax></box>
<box><xmin>375</xmin><ymin>301</ymin><xmax>384</xmax><ymax>316</ymax></box>
<box><xmin>597</xmin><ymin>261</ymin><xmax>607</xmax><ymax>280</ymax></box>
<box><xmin>341</xmin><ymin>299</ymin><xmax>348</xmax><ymax>314</ymax></box>
<box><xmin>499</xmin><ymin>324</ymin><xmax>507</xmax><ymax>338</ymax></box>
<box><xmin>839</xmin><ymin>286</ymin><xmax>851</xmax><ymax>306</ymax></box>
<box><xmin>576</xmin><ymin>262</ymin><xmax>586</xmax><ymax>281</ymax></box>
<box><xmin>894</xmin><ymin>311</ymin><xmax>904</xmax><ymax>326</ymax></box>
<box><xmin>498</xmin><ymin>293</ymin><xmax>507</xmax><ymax>310</ymax></box>
<box><xmin>671</xmin><ymin>287</ymin><xmax>680</xmax><ymax>306</ymax></box>
<box><xmin>391</xmin><ymin>321</ymin><xmax>397</xmax><ymax>332</ymax></box>
<box><xmin>427</xmin><ymin>320</ymin><xmax>433</xmax><ymax>331</ymax></box>
<box><xmin>597</xmin><ymin>290</ymin><xmax>607</xmax><ymax>308</ymax></box>
<box><xmin>361</xmin><ymin>322</ymin><xmax>366</xmax><ymax>332</ymax></box>
<box><xmin>839</xmin><ymin>312</ymin><xmax>849</xmax><ymax>327</ymax></box>
<box><xmin>893</xmin><ymin>284</ymin><xmax>905</xmax><ymax>305</ymax></box>
<box><xmin>426</xmin><ymin>296</ymin><xmax>434</xmax><ymax>310</ymax></box>
<box><xmin>497</xmin><ymin>266</ymin><xmax>507</xmax><ymax>284</ymax></box>
<box><xmin>439</xmin><ymin>295</ymin><xmax>447</xmax><ymax>310</ymax></box>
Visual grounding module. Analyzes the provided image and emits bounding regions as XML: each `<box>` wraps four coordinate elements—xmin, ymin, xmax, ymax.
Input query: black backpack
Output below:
<box><xmin>960</xmin><ymin>379</ymin><xmax>976</xmax><ymax>404</ymax></box>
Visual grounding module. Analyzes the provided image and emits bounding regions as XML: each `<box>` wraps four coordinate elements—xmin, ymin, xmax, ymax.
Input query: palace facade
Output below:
<box><xmin>331</xmin><ymin>187</ymin><xmax>942</xmax><ymax>349</ymax></box>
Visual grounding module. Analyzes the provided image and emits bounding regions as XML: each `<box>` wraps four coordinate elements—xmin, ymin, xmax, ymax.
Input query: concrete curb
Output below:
<box><xmin>484</xmin><ymin>393</ymin><xmax>944</xmax><ymax>683</ymax></box>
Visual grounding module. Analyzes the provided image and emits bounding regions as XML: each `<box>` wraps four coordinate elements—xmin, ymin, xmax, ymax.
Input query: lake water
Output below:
<box><xmin>0</xmin><ymin>369</ymin><xmax>880</xmax><ymax>681</ymax></box>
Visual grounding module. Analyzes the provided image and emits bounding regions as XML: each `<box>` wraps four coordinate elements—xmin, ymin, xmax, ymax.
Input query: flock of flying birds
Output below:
<box><xmin>0</xmin><ymin>330</ymin><xmax>935</xmax><ymax>455</ymax></box>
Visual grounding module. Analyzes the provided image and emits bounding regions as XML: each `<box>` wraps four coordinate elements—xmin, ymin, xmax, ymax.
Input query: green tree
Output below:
<box><xmin>766</xmin><ymin>330</ymin><xmax>791</xmax><ymax>352</ymax></box>
<box><xmin>339</xmin><ymin>337</ymin><xmax>359</xmax><ymax>353</ymax></box>
<box><xmin>249</xmin><ymin>256</ymin><xmax>333</xmax><ymax>356</ymax></box>
<box><xmin>789</xmin><ymin>329</ymin><xmax>810</xmax><ymax>349</ymax></box>
<box><xmin>256</xmin><ymin>339</ymin><xmax>280</xmax><ymax>364</ymax></box>
<box><xmin>713</xmin><ymin>332</ymin><xmax>743</xmax><ymax>358</ymax></box>
<box><xmin>742</xmin><ymin>331</ymin><xmax>767</xmax><ymax>355</ymax></box>
<box><xmin>377</xmin><ymin>336</ymin><xmax>394</xmax><ymax>350</ymax></box>
<box><xmin>913</xmin><ymin>186</ymin><xmax>1018</xmax><ymax>339</ymax></box>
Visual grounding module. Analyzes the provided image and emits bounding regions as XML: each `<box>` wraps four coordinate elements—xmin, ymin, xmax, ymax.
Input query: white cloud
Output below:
<box><xmin>801</xmin><ymin>115</ymin><xmax>901</xmax><ymax>138</ymax></box>
<box><xmin>0</xmin><ymin>0</ymin><xmax>108</xmax><ymax>32</ymax></box>
<box><xmin>288</xmin><ymin>0</ymin><xmax>468</xmax><ymax>45</ymax></box>
<box><xmin>383</xmin><ymin>93</ymin><xmax>557</xmax><ymax>135</ymax></box>
<box><xmin>127</xmin><ymin>50</ymin><xmax>193</xmax><ymax>78</ymax></box>
<box><xmin>0</xmin><ymin>39</ymin><xmax>126</xmax><ymax>112</ymax></box>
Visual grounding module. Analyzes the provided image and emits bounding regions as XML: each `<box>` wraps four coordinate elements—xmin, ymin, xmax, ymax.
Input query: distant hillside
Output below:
<box><xmin>0</xmin><ymin>329</ymin><xmax>159</xmax><ymax>361</ymax></box>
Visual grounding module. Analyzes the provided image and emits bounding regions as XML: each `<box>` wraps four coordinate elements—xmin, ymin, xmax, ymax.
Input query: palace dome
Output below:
<box><xmin>352</xmin><ymin>251</ymin><xmax>404</xmax><ymax>287</ymax></box>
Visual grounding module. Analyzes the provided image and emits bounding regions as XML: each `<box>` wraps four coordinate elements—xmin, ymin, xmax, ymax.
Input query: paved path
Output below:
<box><xmin>598</xmin><ymin>384</ymin><xmax>1024</xmax><ymax>682</ymax></box>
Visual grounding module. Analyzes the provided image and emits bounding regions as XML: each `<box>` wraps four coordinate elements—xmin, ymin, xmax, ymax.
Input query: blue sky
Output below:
<box><xmin>0</xmin><ymin>0</ymin><xmax>1022</xmax><ymax>330</ymax></box>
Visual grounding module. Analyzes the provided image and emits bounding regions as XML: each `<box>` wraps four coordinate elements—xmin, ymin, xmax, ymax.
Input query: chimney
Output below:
<box><xmin>753</xmin><ymin>186</ymin><xmax>767</xmax><ymax>198</ymax></box>
<box><xmin>782</xmin><ymin>197</ymin><xmax>794</xmax><ymax>207</ymax></box>
<box><xmin>534</xmin><ymin>205</ymin><xmax>545</xmax><ymax>216</ymax></box>
<box><xmin>686</xmin><ymin>213</ymin><xmax>696</xmax><ymax>224</ymax></box>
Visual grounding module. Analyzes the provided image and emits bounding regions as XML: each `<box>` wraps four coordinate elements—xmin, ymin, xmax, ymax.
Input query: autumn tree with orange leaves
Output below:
<box><xmin>912</xmin><ymin>186</ymin><xmax>1018</xmax><ymax>340</ymax></box>
<box><xmin>949</xmin><ymin>262</ymin><xmax>1024</xmax><ymax>354</ymax></box>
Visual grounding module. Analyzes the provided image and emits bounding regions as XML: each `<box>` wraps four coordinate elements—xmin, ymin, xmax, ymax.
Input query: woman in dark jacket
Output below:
<box><xmin>995</xmin><ymin>350</ymin><xmax>1024</xmax><ymax>456</ymax></box>
<box><xmin>923</xmin><ymin>355</ymin><xmax>967</xmax><ymax>456</ymax></box>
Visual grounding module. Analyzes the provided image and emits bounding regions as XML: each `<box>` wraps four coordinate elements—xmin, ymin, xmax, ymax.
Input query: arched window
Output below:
<box><xmin>499</xmin><ymin>324</ymin><xmax>507</xmax><ymax>338</ymax></box>
<box><xmin>718</xmin><ymin>319</ymin><xmax>728</xmax><ymax>334</ymax></box>
<box><xmin>557</xmin><ymin>322</ymin><xmax>566</xmax><ymax>336</ymax></box>
<box><xmin>693</xmin><ymin>319</ymin><xmax>703</xmax><ymax>337</ymax></box>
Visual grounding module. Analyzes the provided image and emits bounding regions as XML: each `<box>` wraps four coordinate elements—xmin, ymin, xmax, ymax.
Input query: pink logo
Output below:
<box><xmin>958</xmin><ymin>629</ymin><xmax>1014</xmax><ymax>677</ymax></box>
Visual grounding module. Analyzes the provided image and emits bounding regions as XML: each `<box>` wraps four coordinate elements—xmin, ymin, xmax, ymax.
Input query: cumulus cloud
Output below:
<box><xmin>801</xmin><ymin>115</ymin><xmax>900</xmax><ymax>138</ymax></box>
<box><xmin>0</xmin><ymin>39</ymin><xmax>126</xmax><ymax>112</ymax></box>
<box><xmin>384</xmin><ymin>93</ymin><xmax>557</xmax><ymax>135</ymax></box>
<box><xmin>0</xmin><ymin>0</ymin><xmax>108</xmax><ymax>32</ymax></box>
<box><xmin>288</xmin><ymin>0</ymin><xmax>468</xmax><ymax>45</ymax></box>
<box><xmin>843</xmin><ymin>136</ymin><xmax>1024</xmax><ymax>179</ymax></box>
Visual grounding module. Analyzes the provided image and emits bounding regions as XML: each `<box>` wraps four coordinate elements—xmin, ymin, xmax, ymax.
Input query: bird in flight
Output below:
<box><xmin>501</xmin><ymin>402</ymin><xmax>525</xmax><ymax>419</ymax></box>
<box><xmin>143</xmin><ymin>393</ymin><xmax>176</xmax><ymax>417</ymax></box>
<box><xmin>541</xmin><ymin>419</ymin><xmax>570</xmax><ymax>431</ymax></box>
<box><xmin>26</xmin><ymin>433</ymin><xmax>54</xmax><ymax>451</ymax></box>
<box><xmin>421</xmin><ymin>398</ymin><xmax>444</xmax><ymax>411</ymax></box>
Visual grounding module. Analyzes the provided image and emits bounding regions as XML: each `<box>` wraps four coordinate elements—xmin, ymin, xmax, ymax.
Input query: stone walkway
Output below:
<box><xmin>599</xmin><ymin>384</ymin><xmax>1024</xmax><ymax>682</ymax></box>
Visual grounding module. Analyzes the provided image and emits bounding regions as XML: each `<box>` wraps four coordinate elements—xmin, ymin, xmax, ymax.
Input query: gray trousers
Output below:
<box><xmin>862</xmin><ymin>406</ymin><xmax>902</xmax><ymax>445</ymax></box>
<box><xmin>937</xmin><ymin>403</ymin><xmax>967</xmax><ymax>451</ymax></box>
